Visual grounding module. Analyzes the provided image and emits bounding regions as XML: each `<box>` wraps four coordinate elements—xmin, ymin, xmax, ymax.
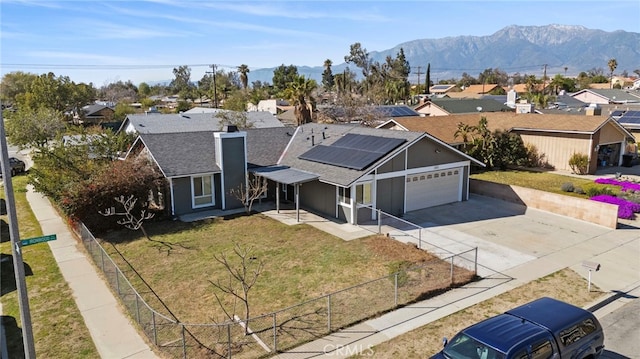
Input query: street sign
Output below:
<box><xmin>21</xmin><ymin>234</ymin><xmax>57</xmax><ymax>246</ymax></box>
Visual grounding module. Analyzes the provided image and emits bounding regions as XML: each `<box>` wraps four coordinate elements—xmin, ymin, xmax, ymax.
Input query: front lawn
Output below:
<box><xmin>101</xmin><ymin>215</ymin><xmax>475</xmax><ymax>324</ymax></box>
<box><xmin>470</xmin><ymin>169</ymin><xmax>596</xmax><ymax>197</ymax></box>
<box><xmin>1</xmin><ymin>176</ymin><xmax>98</xmax><ymax>358</ymax></box>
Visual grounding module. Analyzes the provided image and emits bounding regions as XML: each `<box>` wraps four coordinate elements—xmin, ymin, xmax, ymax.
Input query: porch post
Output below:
<box><xmin>295</xmin><ymin>184</ymin><xmax>300</xmax><ymax>222</ymax></box>
<box><xmin>276</xmin><ymin>181</ymin><xmax>280</xmax><ymax>213</ymax></box>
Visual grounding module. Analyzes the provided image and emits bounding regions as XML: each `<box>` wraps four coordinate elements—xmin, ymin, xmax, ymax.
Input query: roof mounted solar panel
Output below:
<box><xmin>299</xmin><ymin>134</ymin><xmax>405</xmax><ymax>170</ymax></box>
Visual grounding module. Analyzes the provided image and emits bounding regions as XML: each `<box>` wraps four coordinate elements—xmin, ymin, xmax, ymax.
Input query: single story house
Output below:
<box><xmin>260</xmin><ymin>123</ymin><xmax>483</xmax><ymax>224</ymax></box>
<box><xmin>125</xmin><ymin>127</ymin><xmax>292</xmax><ymax>216</ymax></box>
<box><xmin>571</xmin><ymin>89</ymin><xmax>640</xmax><ymax>105</ymax></box>
<box><xmin>377</xmin><ymin>112</ymin><xmax>635</xmax><ymax>174</ymax></box>
<box><xmin>414</xmin><ymin>98</ymin><xmax>512</xmax><ymax>117</ymax></box>
<box><xmin>75</xmin><ymin>104</ymin><xmax>115</xmax><ymax>125</ymax></box>
<box><xmin>126</xmin><ymin>123</ymin><xmax>483</xmax><ymax>224</ymax></box>
<box><xmin>118</xmin><ymin>111</ymin><xmax>284</xmax><ymax>135</ymax></box>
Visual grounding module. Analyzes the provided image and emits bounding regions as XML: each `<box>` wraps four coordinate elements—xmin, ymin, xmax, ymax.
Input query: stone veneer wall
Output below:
<box><xmin>470</xmin><ymin>179</ymin><xmax>618</xmax><ymax>229</ymax></box>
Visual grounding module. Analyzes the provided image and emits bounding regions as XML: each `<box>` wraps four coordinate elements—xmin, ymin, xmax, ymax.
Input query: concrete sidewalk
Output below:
<box><xmin>25</xmin><ymin>186</ymin><xmax>158</xmax><ymax>359</ymax></box>
<box><xmin>268</xmin><ymin>202</ymin><xmax>640</xmax><ymax>359</ymax></box>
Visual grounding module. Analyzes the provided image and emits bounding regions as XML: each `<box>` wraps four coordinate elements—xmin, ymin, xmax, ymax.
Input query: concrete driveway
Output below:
<box><xmin>397</xmin><ymin>194</ymin><xmax>640</xmax><ymax>292</ymax></box>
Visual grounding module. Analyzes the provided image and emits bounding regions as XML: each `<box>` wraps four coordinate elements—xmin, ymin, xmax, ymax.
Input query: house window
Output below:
<box><xmin>356</xmin><ymin>182</ymin><xmax>372</xmax><ymax>205</ymax></box>
<box><xmin>339</xmin><ymin>187</ymin><xmax>351</xmax><ymax>204</ymax></box>
<box><xmin>192</xmin><ymin>175</ymin><xmax>214</xmax><ymax>207</ymax></box>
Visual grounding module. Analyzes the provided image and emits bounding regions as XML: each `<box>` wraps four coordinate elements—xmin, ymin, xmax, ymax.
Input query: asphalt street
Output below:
<box><xmin>598</xmin><ymin>295</ymin><xmax>640</xmax><ymax>358</ymax></box>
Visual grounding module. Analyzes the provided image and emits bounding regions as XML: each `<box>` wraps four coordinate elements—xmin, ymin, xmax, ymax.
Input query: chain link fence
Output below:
<box><xmin>74</xmin><ymin>217</ymin><xmax>478</xmax><ymax>358</ymax></box>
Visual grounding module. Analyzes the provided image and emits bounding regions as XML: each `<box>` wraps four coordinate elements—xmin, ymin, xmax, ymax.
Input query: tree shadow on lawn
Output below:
<box><xmin>1</xmin><ymin>253</ymin><xmax>33</xmax><ymax>296</ymax></box>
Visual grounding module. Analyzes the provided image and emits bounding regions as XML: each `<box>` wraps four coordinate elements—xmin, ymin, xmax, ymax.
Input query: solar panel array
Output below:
<box><xmin>299</xmin><ymin>134</ymin><xmax>406</xmax><ymax>170</ymax></box>
<box><xmin>611</xmin><ymin>110</ymin><xmax>625</xmax><ymax>117</ymax></box>
<box><xmin>431</xmin><ymin>85</ymin><xmax>452</xmax><ymax>90</ymax></box>
<box><xmin>618</xmin><ymin>110</ymin><xmax>640</xmax><ymax>124</ymax></box>
<box><xmin>377</xmin><ymin>105</ymin><xmax>420</xmax><ymax>117</ymax></box>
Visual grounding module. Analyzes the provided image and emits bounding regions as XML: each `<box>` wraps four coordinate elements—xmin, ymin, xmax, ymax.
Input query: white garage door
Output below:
<box><xmin>405</xmin><ymin>168</ymin><xmax>462</xmax><ymax>212</ymax></box>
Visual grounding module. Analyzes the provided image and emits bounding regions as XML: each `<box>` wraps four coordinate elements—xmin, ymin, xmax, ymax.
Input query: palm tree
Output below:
<box><xmin>237</xmin><ymin>64</ymin><xmax>250</xmax><ymax>90</ymax></box>
<box><xmin>454</xmin><ymin>122</ymin><xmax>476</xmax><ymax>151</ymax></box>
<box><xmin>284</xmin><ymin>75</ymin><xmax>317</xmax><ymax>126</ymax></box>
<box><xmin>607</xmin><ymin>58</ymin><xmax>618</xmax><ymax>89</ymax></box>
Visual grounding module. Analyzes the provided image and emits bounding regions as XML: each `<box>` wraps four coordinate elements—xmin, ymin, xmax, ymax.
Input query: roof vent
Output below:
<box><xmin>223</xmin><ymin>124</ymin><xmax>238</xmax><ymax>133</ymax></box>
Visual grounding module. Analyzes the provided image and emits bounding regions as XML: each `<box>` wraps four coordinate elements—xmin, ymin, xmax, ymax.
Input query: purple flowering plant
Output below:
<box><xmin>594</xmin><ymin>178</ymin><xmax>640</xmax><ymax>192</ymax></box>
<box><xmin>590</xmin><ymin>178</ymin><xmax>640</xmax><ymax>219</ymax></box>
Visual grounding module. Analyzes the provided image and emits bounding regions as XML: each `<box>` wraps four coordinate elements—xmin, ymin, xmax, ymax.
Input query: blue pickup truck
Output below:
<box><xmin>431</xmin><ymin>297</ymin><xmax>605</xmax><ymax>359</ymax></box>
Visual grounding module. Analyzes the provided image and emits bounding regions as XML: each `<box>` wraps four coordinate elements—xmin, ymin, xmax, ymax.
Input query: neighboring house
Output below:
<box><xmin>126</xmin><ymin>123</ymin><xmax>483</xmax><ymax>223</ymax></box>
<box><xmin>615</xmin><ymin>109</ymin><xmax>640</xmax><ymax>143</ymax></box>
<box><xmin>183</xmin><ymin>107</ymin><xmax>226</xmax><ymax>114</ymax></box>
<box><xmin>76</xmin><ymin>104</ymin><xmax>115</xmax><ymax>125</ymax></box>
<box><xmin>429</xmin><ymin>84</ymin><xmax>457</xmax><ymax>94</ymax></box>
<box><xmin>588</xmin><ymin>83</ymin><xmax>612</xmax><ymax>90</ymax></box>
<box><xmin>256</xmin><ymin>99</ymin><xmax>291</xmax><ymax>115</ymax></box>
<box><xmin>118</xmin><ymin>111</ymin><xmax>284</xmax><ymax>134</ymax></box>
<box><xmin>414</xmin><ymin>98</ymin><xmax>512</xmax><ymax>116</ymax></box>
<box><xmin>572</xmin><ymin>89</ymin><xmax>640</xmax><ymax>105</ymax></box>
<box><xmin>377</xmin><ymin>112</ymin><xmax>634</xmax><ymax>174</ymax></box>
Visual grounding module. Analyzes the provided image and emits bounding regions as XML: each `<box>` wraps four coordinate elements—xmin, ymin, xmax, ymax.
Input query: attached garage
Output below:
<box><xmin>405</xmin><ymin>167</ymin><xmax>463</xmax><ymax>211</ymax></box>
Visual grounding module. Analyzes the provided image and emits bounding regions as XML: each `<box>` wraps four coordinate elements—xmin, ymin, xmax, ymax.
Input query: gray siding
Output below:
<box><xmin>377</xmin><ymin>150</ymin><xmax>406</xmax><ymax>174</ymax></box>
<box><xmin>220</xmin><ymin>137</ymin><xmax>246</xmax><ymax>210</ymax></box>
<box><xmin>171</xmin><ymin>175</ymin><xmax>222</xmax><ymax>216</ymax></box>
<box><xmin>376</xmin><ymin>177</ymin><xmax>405</xmax><ymax>216</ymax></box>
<box><xmin>407</xmin><ymin>138</ymin><xmax>460</xmax><ymax>168</ymax></box>
<box><xmin>300</xmin><ymin>181</ymin><xmax>336</xmax><ymax>216</ymax></box>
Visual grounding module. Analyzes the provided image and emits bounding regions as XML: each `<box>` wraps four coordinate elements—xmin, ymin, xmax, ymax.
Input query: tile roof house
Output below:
<box><xmin>377</xmin><ymin>112</ymin><xmax>634</xmax><ymax>174</ymax></box>
<box><xmin>126</xmin><ymin>123</ymin><xmax>483</xmax><ymax>223</ymax></box>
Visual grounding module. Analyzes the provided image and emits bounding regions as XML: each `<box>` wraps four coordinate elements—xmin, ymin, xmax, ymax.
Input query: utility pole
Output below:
<box><xmin>415</xmin><ymin>66</ymin><xmax>422</xmax><ymax>94</ymax></box>
<box><xmin>0</xmin><ymin>105</ymin><xmax>36</xmax><ymax>359</ymax></box>
<box><xmin>206</xmin><ymin>64</ymin><xmax>218</xmax><ymax>108</ymax></box>
<box><xmin>542</xmin><ymin>64</ymin><xmax>548</xmax><ymax>95</ymax></box>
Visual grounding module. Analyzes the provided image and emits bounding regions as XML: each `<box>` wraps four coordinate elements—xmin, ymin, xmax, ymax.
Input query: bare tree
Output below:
<box><xmin>100</xmin><ymin>194</ymin><xmax>189</xmax><ymax>253</ymax></box>
<box><xmin>210</xmin><ymin>243</ymin><xmax>265</xmax><ymax>335</ymax></box>
<box><xmin>230</xmin><ymin>174</ymin><xmax>268</xmax><ymax>214</ymax></box>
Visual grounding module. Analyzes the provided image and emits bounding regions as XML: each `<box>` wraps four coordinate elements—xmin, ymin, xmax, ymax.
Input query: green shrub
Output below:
<box><xmin>568</xmin><ymin>153</ymin><xmax>589</xmax><ymax>175</ymax></box>
<box><xmin>560</xmin><ymin>182</ymin><xmax>574</xmax><ymax>192</ymax></box>
<box><xmin>584</xmin><ymin>184</ymin><xmax>614</xmax><ymax>197</ymax></box>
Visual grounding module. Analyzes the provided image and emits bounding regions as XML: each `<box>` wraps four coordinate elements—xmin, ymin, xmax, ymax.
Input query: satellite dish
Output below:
<box><xmin>476</xmin><ymin>106</ymin><xmax>483</xmax><ymax>112</ymax></box>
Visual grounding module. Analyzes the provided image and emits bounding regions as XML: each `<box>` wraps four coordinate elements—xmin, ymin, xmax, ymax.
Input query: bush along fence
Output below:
<box><xmin>74</xmin><ymin>220</ymin><xmax>478</xmax><ymax>359</ymax></box>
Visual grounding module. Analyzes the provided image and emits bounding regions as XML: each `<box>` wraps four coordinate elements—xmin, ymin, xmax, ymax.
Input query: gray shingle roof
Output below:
<box><xmin>245</xmin><ymin>127</ymin><xmax>293</xmax><ymax>168</ymax></box>
<box><xmin>122</xmin><ymin>111</ymin><xmax>283</xmax><ymax>134</ymax></box>
<box><xmin>139</xmin><ymin>132</ymin><xmax>220</xmax><ymax>178</ymax></box>
<box><xmin>430</xmin><ymin>98</ymin><xmax>513</xmax><ymax>114</ymax></box>
<box><xmin>278</xmin><ymin>123</ymin><xmax>423</xmax><ymax>187</ymax></box>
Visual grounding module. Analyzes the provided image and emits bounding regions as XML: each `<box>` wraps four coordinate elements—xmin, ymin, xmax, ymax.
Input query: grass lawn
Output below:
<box><xmin>1</xmin><ymin>176</ymin><xmax>98</xmax><ymax>358</ymax></box>
<box><xmin>355</xmin><ymin>268</ymin><xmax>604</xmax><ymax>358</ymax></box>
<box><xmin>101</xmin><ymin>215</ymin><xmax>475</xmax><ymax>323</ymax></box>
<box><xmin>98</xmin><ymin>213</ymin><xmax>475</xmax><ymax>356</ymax></box>
<box><xmin>471</xmin><ymin>169</ymin><xmax>621</xmax><ymax>197</ymax></box>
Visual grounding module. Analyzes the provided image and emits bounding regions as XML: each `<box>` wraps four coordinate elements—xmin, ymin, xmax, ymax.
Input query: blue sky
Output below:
<box><xmin>1</xmin><ymin>0</ymin><xmax>639</xmax><ymax>86</ymax></box>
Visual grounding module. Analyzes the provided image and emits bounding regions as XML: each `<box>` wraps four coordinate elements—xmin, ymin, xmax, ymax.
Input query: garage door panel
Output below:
<box><xmin>406</xmin><ymin>168</ymin><xmax>461</xmax><ymax>211</ymax></box>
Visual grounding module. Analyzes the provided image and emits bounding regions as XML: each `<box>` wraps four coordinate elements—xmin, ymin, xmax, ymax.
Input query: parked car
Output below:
<box><xmin>431</xmin><ymin>297</ymin><xmax>604</xmax><ymax>359</ymax></box>
<box><xmin>0</xmin><ymin>157</ymin><xmax>26</xmax><ymax>177</ymax></box>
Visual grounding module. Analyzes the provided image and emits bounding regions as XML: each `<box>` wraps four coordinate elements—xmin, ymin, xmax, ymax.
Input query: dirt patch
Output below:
<box><xmin>362</xmin><ymin>235</ymin><xmax>437</xmax><ymax>263</ymax></box>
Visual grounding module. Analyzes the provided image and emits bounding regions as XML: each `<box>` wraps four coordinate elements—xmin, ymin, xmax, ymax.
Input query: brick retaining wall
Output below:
<box><xmin>469</xmin><ymin>179</ymin><xmax>618</xmax><ymax>229</ymax></box>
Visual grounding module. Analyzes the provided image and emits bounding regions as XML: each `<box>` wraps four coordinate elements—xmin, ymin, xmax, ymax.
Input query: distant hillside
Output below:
<box><xmin>248</xmin><ymin>24</ymin><xmax>640</xmax><ymax>85</ymax></box>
